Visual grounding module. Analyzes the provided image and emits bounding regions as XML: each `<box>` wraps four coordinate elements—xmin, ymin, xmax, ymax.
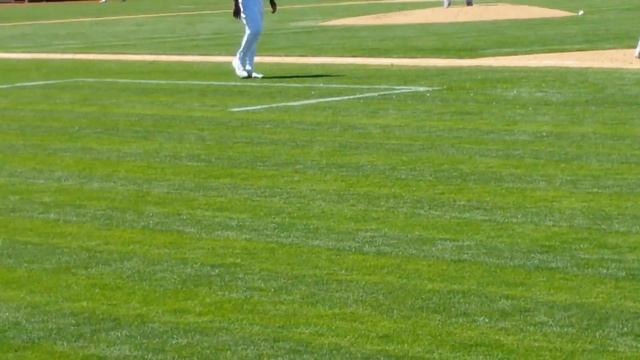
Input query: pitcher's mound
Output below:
<box><xmin>322</xmin><ymin>3</ymin><xmax>575</xmax><ymax>26</ymax></box>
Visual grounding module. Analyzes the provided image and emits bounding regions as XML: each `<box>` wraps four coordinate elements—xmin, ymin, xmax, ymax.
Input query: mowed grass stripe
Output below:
<box><xmin>1</xmin><ymin>218</ymin><xmax>638</xmax><ymax>358</ymax></box>
<box><xmin>2</xmin><ymin>147</ymin><xmax>639</xmax><ymax>231</ymax></box>
<box><xmin>2</xmin><ymin>148</ymin><xmax>639</xmax><ymax>279</ymax></box>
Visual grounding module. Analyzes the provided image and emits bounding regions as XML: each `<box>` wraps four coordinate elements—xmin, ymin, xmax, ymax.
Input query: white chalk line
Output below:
<box><xmin>229</xmin><ymin>88</ymin><xmax>425</xmax><ymax>112</ymax></box>
<box><xmin>77</xmin><ymin>78</ymin><xmax>437</xmax><ymax>111</ymax></box>
<box><xmin>0</xmin><ymin>10</ymin><xmax>227</xmax><ymax>27</ymax></box>
<box><xmin>0</xmin><ymin>78</ymin><xmax>431</xmax><ymax>91</ymax></box>
<box><xmin>0</xmin><ymin>0</ymin><xmax>437</xmax><ymax>27</ymax></box>
<box><xmin>0</xmin><ymin>78</ymin><xmax>437</xmax><ymax>112</ymax></box>
<box><xmin>0</xmin><ymin>79</ymin><xmax>76</xmax><ymax>89</ymax></box>
<box><xmin>75</xmin><ymin>78</ymin><xmax>432</xmax><ymax>91</ymax></box>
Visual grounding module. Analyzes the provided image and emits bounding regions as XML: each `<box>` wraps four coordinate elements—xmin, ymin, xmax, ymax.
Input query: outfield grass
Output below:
<box><xmin>1</xmin><ymin>0</ymin><xmax>640</xmax><ymax>358</ymax></box>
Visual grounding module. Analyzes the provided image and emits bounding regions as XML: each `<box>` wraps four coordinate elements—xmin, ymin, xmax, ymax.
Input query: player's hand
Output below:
<box><xmin>233</xmin><ymin>0</ymin><xmax>241</xmax><ymax>19</ymax></box>
<box><xmin>270</xmin><ymin>0</ymin><xmax>277</xmax><ymax>13</ymax></box>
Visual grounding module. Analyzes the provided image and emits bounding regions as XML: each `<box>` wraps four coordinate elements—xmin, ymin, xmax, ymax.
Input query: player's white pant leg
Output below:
<box><xmin>244</xmin><ymin>17</ymin><xmax>260</xmax><ymax>72</ymax></box>
<box><xmin>237</xmin><ymin>0</ymin><xmax>264</xmax><ymax>70</ymax></box>
<box><xmin>635</xmin><ymin>37</ymin><xmax>640</xmax><ymax>58</ymax></box>
<box><xmin>245</xmin><ymin>40</ymin><xmax>258</xmax><ymax>71</ymax></box>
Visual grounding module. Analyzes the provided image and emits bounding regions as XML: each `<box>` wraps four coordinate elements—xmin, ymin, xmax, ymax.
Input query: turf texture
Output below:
<box><xmin>1</xmin><ymin>0</ymin><xmax>639</xmax><ymax>358</ymax></box>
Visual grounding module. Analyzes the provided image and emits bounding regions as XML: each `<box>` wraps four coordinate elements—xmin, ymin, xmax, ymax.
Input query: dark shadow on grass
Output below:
<box><xmin>262</xmin><ymin>74</ymin><xmax>344</xmax><ymax>80</ymax></box>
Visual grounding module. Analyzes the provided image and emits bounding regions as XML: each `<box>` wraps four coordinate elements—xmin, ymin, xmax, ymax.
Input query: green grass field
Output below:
<box><xmin>1</xmin><ymin>0</ymin><xmax>639</xmax><ymax>358</ymax></box>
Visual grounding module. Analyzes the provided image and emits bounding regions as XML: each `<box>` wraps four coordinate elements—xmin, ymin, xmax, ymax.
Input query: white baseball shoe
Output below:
<box><xmin>232</xmin><ymin>57</ymin><xmax>249</xmax><ymax>78</ymax></box>
<box><xmin>249</xmin><ymin>71</ymin><xmax>263</xmax><ymax>79</ymax></box>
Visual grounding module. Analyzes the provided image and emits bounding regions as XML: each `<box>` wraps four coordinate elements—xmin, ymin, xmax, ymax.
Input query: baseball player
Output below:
<box><xmin>444</xmin><ymin>0</ymin><xmax>473</xmax><ymax>8</ymax></box>
<box><xmin>232</xmin><ymin>0</ymin><xmax>278</xmax><ymax>79</ymax></box>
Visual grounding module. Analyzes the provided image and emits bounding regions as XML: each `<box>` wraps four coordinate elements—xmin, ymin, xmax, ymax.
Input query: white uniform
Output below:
<box><xmin>236</xmin><ymin>0</ymin><xmax>264</xmax><ymax>74</ymax></box>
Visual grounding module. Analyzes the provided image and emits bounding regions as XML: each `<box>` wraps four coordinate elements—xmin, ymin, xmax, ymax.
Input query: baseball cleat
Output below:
<box><xmin>232</xmin><ymin>57</ymin><xmax>249</xmax><ymax>78</ymax></box>
<box><xmin>249</xmin><ymin>71</ymin><xmax>264</xmax><ymax>79</ymax></box>
<box><xmin>466</xmin><ymin>0</ymin><xmax>473</xmax><ymax>6</ymax></box>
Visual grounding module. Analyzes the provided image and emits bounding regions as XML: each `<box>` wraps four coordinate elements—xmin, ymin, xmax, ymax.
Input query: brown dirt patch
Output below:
<box><xmin>0</xmin><ymin>50</ymin><xmax>638</xmax><ymax>69</ymax></box>
<box><xmin>475</xmin><ymin>49</ymin><xmax>640</xmax><ymax>70</ymax></box>
<box><xmin>322</xmin><ymin>3</ymin><xmax>576</xmax><ymax>26</ymax></box>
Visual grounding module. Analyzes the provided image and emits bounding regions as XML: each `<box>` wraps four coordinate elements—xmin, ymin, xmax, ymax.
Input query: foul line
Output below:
<box><xmin>0</xmin><ymin>78</ymin><xmax>436</xmax><ymax>112</ymax></box>
<box><xmin>0</xmin><ymin>0</ymin><xmax>436</xmax><ymax>27</ymax></box>
<box><xmin>0</xmin><ymin>10</ymin><xmax>226</xmax><ymax>27</ymax></box>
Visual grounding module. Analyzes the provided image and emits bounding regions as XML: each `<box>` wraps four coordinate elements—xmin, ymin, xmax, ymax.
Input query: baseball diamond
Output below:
<box><xmin>0</xmin><ymin>0</ymin><xmax>639</xmax><ymax>358</ymax></box>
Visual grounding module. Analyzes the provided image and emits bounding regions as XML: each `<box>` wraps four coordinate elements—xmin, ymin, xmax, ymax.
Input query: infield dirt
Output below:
<box><xmin>322</xmin><ymin>3</ymin><xmax>576</xmax><ymax>25</ymax></box>
<box><xmin>1</xmin><ymin>50</ymin><xmax>638</xmax><ymax>70</ymax></box>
